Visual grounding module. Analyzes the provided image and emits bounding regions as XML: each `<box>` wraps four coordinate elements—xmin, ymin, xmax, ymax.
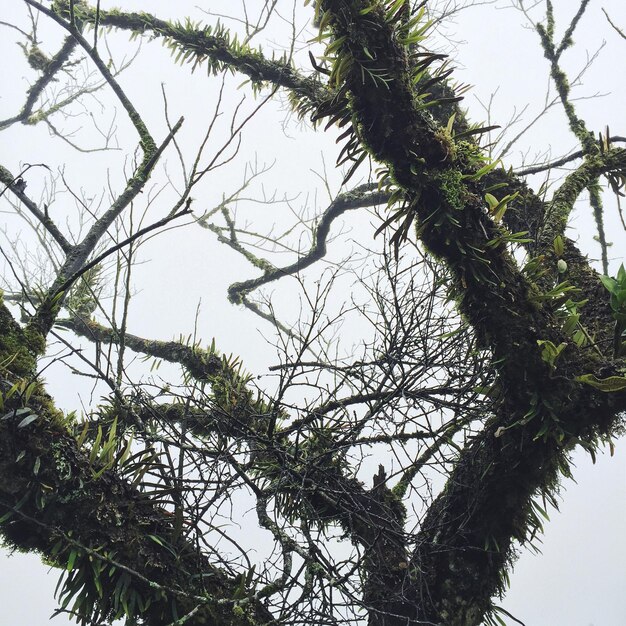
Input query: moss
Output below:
<box><xmin>0</xmin><ymin>298</ymin><xmax>69</xmax><ymax>430</ymax></box>
<box><xmin>26</xmin><ymin>45</ymin><xmax>51</xmax><ymax>72</ymax></box>
<box><xmin>0</xmin><ymin>303</ymin><xmax>39</xmax><ymax>378</ymax></box>
<box><xmin>432</xmin><ymin>169</ymin><xmax>466</xmax><ymax>211</ymax></box>
<box><xmin>454</xmin><ymin>140</ymin><xmax>484</xmax><ymax>169</ymax></box>
<box><xmin>434</xmin><ymin>127</ymin><xmax>456</xmax><ymax>161</ymax></box>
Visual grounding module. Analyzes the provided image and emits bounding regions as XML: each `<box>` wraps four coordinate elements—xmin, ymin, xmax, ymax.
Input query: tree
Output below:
<box><xmin>0</xmin><ymin>1</ymin><xmax>625</xmax><ymax>625</ymax></box>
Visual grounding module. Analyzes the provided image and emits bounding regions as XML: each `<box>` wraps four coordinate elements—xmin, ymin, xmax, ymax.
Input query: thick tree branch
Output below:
<box><xmin>0</xmin><ymin>299</ymin><xmax>272</xmax><ymax>626</ymax></box>
<box><xmin>2</xmin><ymin>3</ymin><xmax>624</xmax><ymax>626</ymax></box>
<box><xmin>318</xmin><ymin>2</ymin><xmax>626</xmax><ymax>624</ymax></box>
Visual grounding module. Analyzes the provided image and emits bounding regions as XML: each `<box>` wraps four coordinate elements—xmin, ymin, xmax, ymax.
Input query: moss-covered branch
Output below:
<box><xmin>223</xmin><ymin>184</ymin><xmax>388</xmax><ymax>305</ymax></box>
<box><xmin>317</xmin><ymin>2</ymin><xmax>626</xmax><ymax>624</ymax></box>
<box><xmin>534</xmin><ymin>2</ymin><xmax>613</xmax><ymax>269</ymax></box>
<box><xmin>539</xmin><ymin>148</ymin><xmax>626</xmax><ymax>249</ymax></box>
<box><xmin>59</xmin><ymin>314</ymin><xmax>415</xmax><ymax>621</ymax></box>
<box><xmin>44</xmin><ymin>0</ymin><xmax>331</xmax><ymax>114</ymax></box>
<box><xmin>0</xmin><ymin>35</ymin><xmax>77</xmax><ymax>131</ymax></box>
<box><xmin>0</xmin><ymin>299</ymin><xmax>274</xmax><ymax>626</ymax></box>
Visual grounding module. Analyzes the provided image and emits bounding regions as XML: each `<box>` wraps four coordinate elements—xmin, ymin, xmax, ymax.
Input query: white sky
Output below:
<box><xmin>1</xmin><ymin>1</ymin><xmax>625</xmax><ymax>625</ymax></box>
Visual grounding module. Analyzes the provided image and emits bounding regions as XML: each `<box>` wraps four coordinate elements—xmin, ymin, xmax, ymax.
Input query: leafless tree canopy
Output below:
<box><xmin>0</xmin><ymin>1</ymin><xmax>625</xmax><ymax>626</ymax></box>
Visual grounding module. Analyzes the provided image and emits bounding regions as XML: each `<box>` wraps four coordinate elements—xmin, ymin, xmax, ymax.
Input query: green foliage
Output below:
<box><xmin>600</xmin><ymin>263</ymin><xmax>626</xmax><ymax>355</ymax></box>
<box><xmin>530</xmin><ymin>280</ymin><xmax>577</xmax><ymax>305</ymax></box>
<box><xmin>461</xmin><ymin>159</ymin><xmax>502</xmax><ymax>183</ymax></box>
<box><xmin>484</xmin><ymin>191</ymin><xmax>519</xmax><ymax>223</ymax></box>
<box><xmin>437</xmin><ymin>169</ymin><xmax>465</xmax><ymax>210</ymax></box>
<box><xmin>485</xmin><ymin>230</ymin><xmax>532</xmax><ymax>250</ymax></box>
<box><xmin>575</xmin><ymin>373</ymin><xmax>626</xmax><ymax>392</ymax></box>
<box><xmin>536</xmin><ymin>339</ymin><xmax>567</xmax><ymax>370</ymax></box>
<box><xmin>18</xmin><ymin>42</ymin><xmax>51</xmax><ymax>72</ymax></box>
<box><xmin>66</xmin><ymin>264</ymin><xmax>103</xmax><ymax>318</ymax></box>
<box><xmin>555</xmin><ymin>297</ymin><xmax>592</xmax><ymax>350</ymax></box>
<box><xmin>75</xmin><ymin>416</ymin><xmax>134</xmax><ymax>479</ymax></box>
<box><xmin>53</xmin><ymin>541</ymin><xmax>162</xmax><ymax>625</ymax></box>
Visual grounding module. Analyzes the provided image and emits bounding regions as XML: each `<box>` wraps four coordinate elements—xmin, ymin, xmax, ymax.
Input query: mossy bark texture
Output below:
<box><xmin>318</xmin><ymin>2</ymin><xmax>626</xmax><ymax>625</ymax></box>
<box><xmin>0</xmin><ymin>301</ymin><xmax>271</xmax><ymax>626</ymax></box>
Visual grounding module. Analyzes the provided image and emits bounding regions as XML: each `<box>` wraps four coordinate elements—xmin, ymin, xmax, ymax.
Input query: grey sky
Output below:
<box><xmin>1</xmin><ymin>1</ymin><xmax>625</xmax><ymax>625</ymax></box>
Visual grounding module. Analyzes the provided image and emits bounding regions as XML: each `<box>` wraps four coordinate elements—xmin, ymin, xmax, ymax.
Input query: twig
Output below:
<box><xmin>225</xmin><ymin>184</ymin><xmax>388</xmax><ymax>305</ymax></box>
<box><xmin>0</xmin><ymin>164</ymin><xmax>72</xmax><ymax>254</ymax></box>
<box><xmin>53</xmin><ymin>200</ymin><xmax>193</xmax><ymax>297</ymax></box>
<box><xmin>514</xmin><ymin>136</ymin><xmax>626</xmax><ymax>175</ymax></box>
<box><xmin>602</xmin><ymin>8</ymin><xmax>626</xmax><ymax>40</ymax></box>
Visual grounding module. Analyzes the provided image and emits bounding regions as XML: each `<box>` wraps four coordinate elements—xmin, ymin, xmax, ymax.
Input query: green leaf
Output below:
<box><xmin>553</xmin><ymin>235</ymin><xmax>564</xmax><ymax>257</ymax></box>
<box><xmin>75</xmin><ymin>422</ymin><xmax>89</xmax><ymax>448</ymax></box>
<box><xmin>537</xmin><ymin>340</ymin><xmax>567</xmax><ymax>367</ymax></box>
<box><xmin>600</xmin><ymin>275</ymin><xmax>617</xmax><ymax>293</ymax></box>
<box><xmin>18</xmin><ymin>413</ymin><xmax>39</xmax><ymax>428</ymax></box>
<box><xmin>575</xmin><ymin>373</ymin><xmax>626</xmax><ymax>392</ymax></box>
<box><xmin>1</xmin><ymin>407</ymin><xmax>30</xmax><ymax>421</ymax></box>
<box><xmin>484</xmin><ymin>193</ymin><xmax>498</xmax><ymax>210</ymax></box>
<box><xmin>445</xmin><ymin>113</ymin><xmax>456</xmax><ymax>135</ymax></box>
<box><xmin>454</xmin><ymin>124</ymin><xmax>500</xmax><ymax>140</ymax></box>
<box><xmin>534</xmin><ymin>421</ymin><xmax>550</xmax><ymax>440</ymax></box>
<box><xmin>573</xmin><ymin>329</ymin><xmax>587</xmax><ymax>347</ymax></box>
<box><xmin>67</xmin><ymin>549</ymin><xmax>78</xmax><ymax>572</ymax></box>
<box><xmin>89</xmin><ymin>425</ymin><xmax>103</xmax><ymax>465</ymax></box>
<box><xmin>147</xmin><ymin>534</ymin><xmax>165</xmax><ymax>547</ymax></box>
<box><xmin>461</xmin><ymin>159</ymin><xmax>501</xmax><ymax>182</ymax></box>
<box><xmin>562</xmin><ymin>312</ymin><xmax>580</xmax><ymax>335</ymax></box>
<box><xmin>24</xmin><ymin>381</ymin><xmax>37</xmax><ymax>404</ymax></box>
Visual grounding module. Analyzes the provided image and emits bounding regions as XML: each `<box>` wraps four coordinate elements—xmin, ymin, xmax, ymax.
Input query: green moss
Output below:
<box><xmin>433</xmin><ymin>169</ymin><xmax>466</xmax><ymax>211</ymax></box>
<box><xmin>26</xmin><ymin>45</ymin><xmax>51</xmax><ymax>72</ymax></box>
<box><xmin>454</xmin><ymin>140</ymin><xmax>484</xmax><ymax>169</ymax></box>
<box><xmin>0</xmin><ymin>298</ymin><xmax>68</xmax><ymax>429</ymax></box>
<box><xmin>0</xmin><ymin>303</ymin><xmax>39</xmax><ymax>378</ymax></box>
<box><xmin>434</xmin><ymin>127</ymin><xmax>456</xmax><ymax>161</ymax></box>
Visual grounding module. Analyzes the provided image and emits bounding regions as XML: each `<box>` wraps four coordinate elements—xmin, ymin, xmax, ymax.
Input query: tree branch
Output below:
<box><xmin>220</xmin><ymin>184</ymin><xmax>388</xmax><ymax>305</ymax></box>
<box><xmin>26</xmin><ymin>117</ymin><xmax>184</xmax><ymax>338</ymax></box>
<box><xmin>0</xmin><ymin>35</ymin><xmax>77</xmax><ymax>130</ymax></box>
<box><xmin>0</xmin><ymin>164</ymin><xmax>73</xmax><ymax>254</ymax></box>
<box><xmin>45</xmin><ymin>0</ymin><xmax>332</xmax><ymax>114</ymax></box>
<box><xmin>317</xmin><ymin>3</ymin><xmax>626</xmax><ymax>623</ymax></box>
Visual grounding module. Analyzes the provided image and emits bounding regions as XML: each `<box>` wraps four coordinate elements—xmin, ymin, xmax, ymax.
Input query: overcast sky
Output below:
<box><xmin>1</xmin><ymin>1</ymin><xmax>625</xmax><ymax>625</ymax></box>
